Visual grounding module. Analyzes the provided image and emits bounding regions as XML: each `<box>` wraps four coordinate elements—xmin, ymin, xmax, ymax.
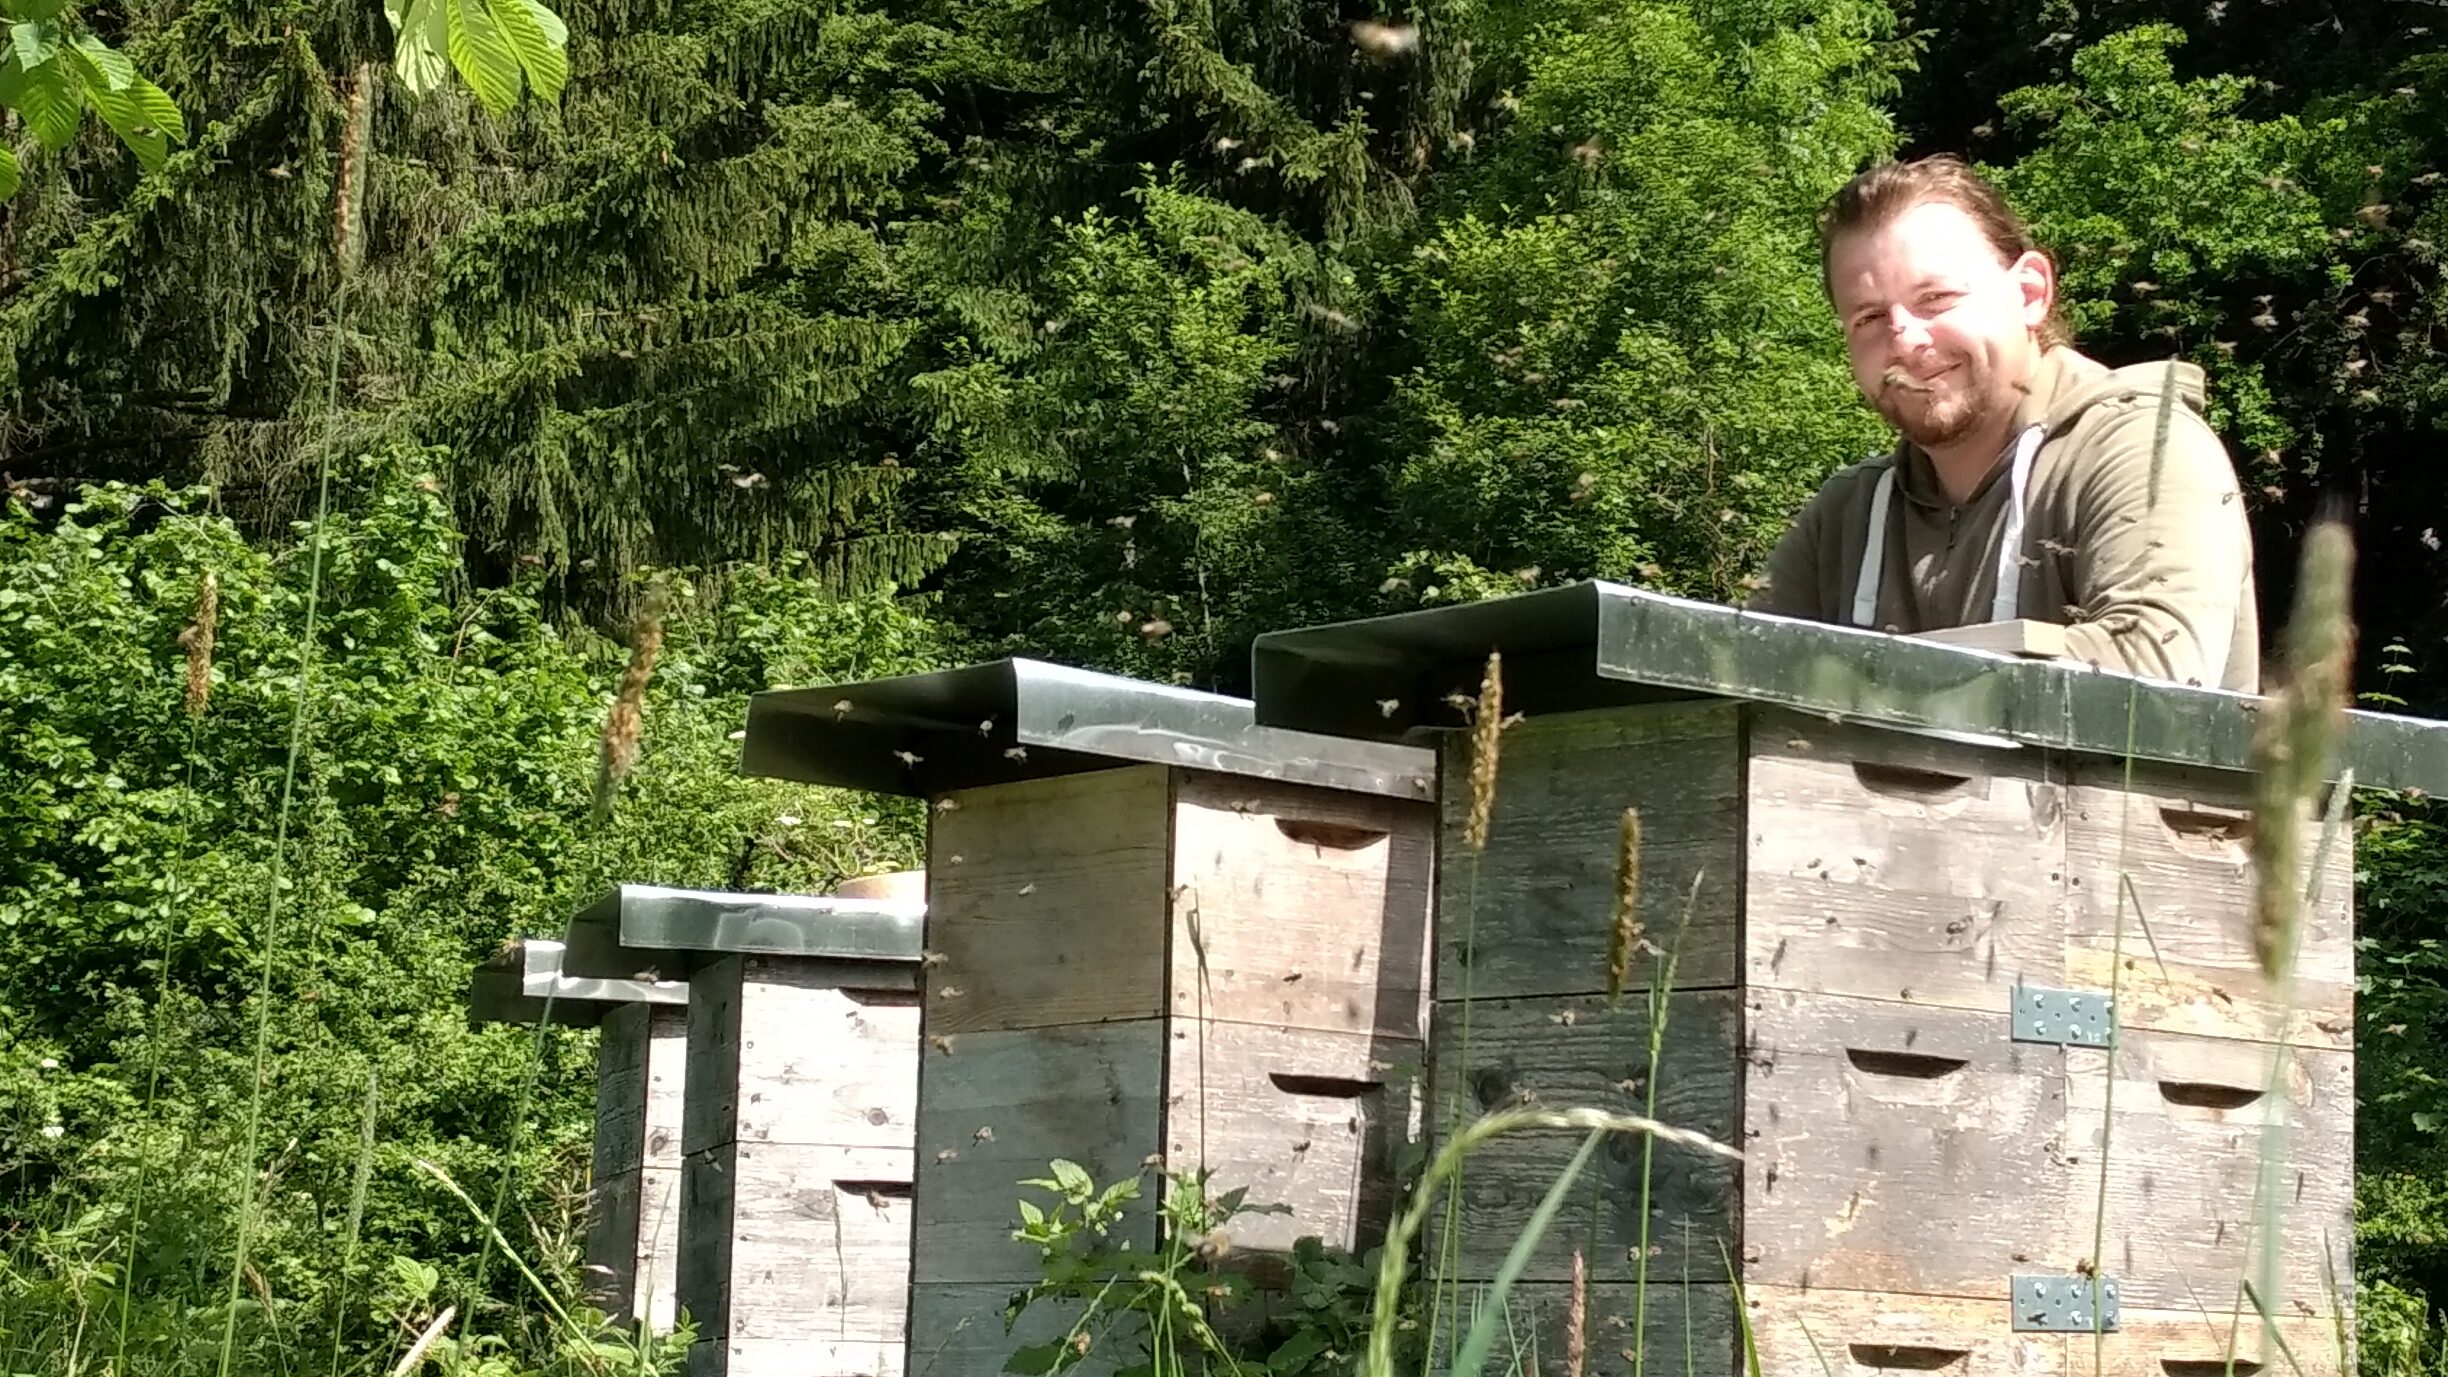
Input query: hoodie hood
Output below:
<box><xmin>2036</xmin><ymin>352</ymin><xmax>2210</xmax><ymax>438</ymax></box>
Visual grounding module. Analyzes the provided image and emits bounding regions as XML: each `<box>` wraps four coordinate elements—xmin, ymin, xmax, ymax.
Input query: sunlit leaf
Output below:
<box><xmin>491</xmin><ymin>0</ymin><xmax>566</xmax><ymax>104</ymax></box>
<box><xmin>13</xmin><ymin>49</ymin><xmax>78</xmax><ymax>151</ymax></box>
<box><xmin>9</xmin><ymin>19</ymin><xmax>54</xmax><ymax>72</ymax></box>
<box><xmin>385</xmin><ymin>0</ymin><xmax>451</xmax><ymax>97</ymax></box>
<box><xmin>1003</xmin><ymin>1342</ymin><xmax>1065</xmax><ymax>1376</ymax></box>
<box><xmin>446</xmin><ymin>0</ymin><xmax>523</xmax><ymax>116</ymax></box>
<box><xmin>79</xmin><ymin>82</ymin><xmax>166</xmax><ymax>168</ymax></box>
<box><xmin>125</xmin><ymin>76</ymin><xmax>182</xmax><ymax>143</ymax></box>
<box><xmin>68</xmin><ymin>35</ymin><xmax>128</xmax><ymax>90</ymax></box>
<box><xmin>0</xmin><ymin>145</ymin><xmax>23</xmax><ymax>200</ymax></box>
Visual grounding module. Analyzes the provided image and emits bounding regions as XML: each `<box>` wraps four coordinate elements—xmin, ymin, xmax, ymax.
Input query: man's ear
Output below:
<box><xmin>2011</xmin><ymin>249</ymin><xmax>2056</xmax><ymax>330</ymax></box>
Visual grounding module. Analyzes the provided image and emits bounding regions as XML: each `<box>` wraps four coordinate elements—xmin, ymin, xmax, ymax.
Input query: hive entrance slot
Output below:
<box><xmin>1267</xmin><ymin>1072</ymin><xmax>1382</xmax><ymax>1099</ymax></box>
<box><xmin>1850</xmin><ymin>761</ymin><xmax>1980</xmax><ymax>801</ymax></box>
<box><xmin>1847</xmin><ymin>1344</ymin><xmax>1970</xmax><ymax>1372</ymax></box>
<box><xmin>2157</xmin><ymin>805</ymin><xmax>2251</xmax><ymax>857</ymax></box>
<box><xmin>1844</xmin><ymin>1049</ymin><xmax>1969</xmax><ymax>1080</ymax></box>
<box><xmin>1273</xmin><ymin>818</ymin><xmax>1388</xmax><ymax>850</ymax></box>
<box><xmin>843</xmin><ymin>987</ymin><xmax>921</xmax><ymax>1008</ymax></box>
<box><xmin>2156</xmin><ymin>1080</ymin><xmax>2266</xmax><ymax>1111</ymax></box>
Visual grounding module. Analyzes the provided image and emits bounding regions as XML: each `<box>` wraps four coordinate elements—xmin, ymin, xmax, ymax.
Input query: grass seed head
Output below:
<box><xmin>332</xmin><ymin>65</ymin><xmax>375</xmax><ymax>279</ymax></box>
<box><xmin>592</xmin><ymin>584</ymin><xmax>670</xmax><ymax>825</ymax></box>
<box><xmin>1464</xmin><ymin>651</ymin><xmax>1504</xmax><ymax>851</ymax></box>
<box><xmin>179</xmin><ymin>568</ymin><xmax>219</xmax><ymax>718</ymax></box>
<box><xmin>1607</xmin><ymin>808</ymin><xmax>1642</xmax><ymax>1002</ymax></box>
<box><xmin>1566</xmin><ymin>1247</ymin><xmax>1589</xmax><ymax>1377</ymax></box>
<box><xmin>2250</xmin><ymin>511</ymin><xmax>2355</xmax><ymax>979</ymax></box>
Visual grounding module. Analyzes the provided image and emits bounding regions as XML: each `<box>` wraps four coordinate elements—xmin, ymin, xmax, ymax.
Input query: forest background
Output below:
<box><xmin>6</xmin><ymin>0</ymin><xmax>2448</xmax><ymax>1369</ymax></box>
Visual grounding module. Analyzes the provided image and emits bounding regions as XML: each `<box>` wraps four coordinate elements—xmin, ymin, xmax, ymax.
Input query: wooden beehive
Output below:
<box><xmin>1247</xmin><ymin>583</ymin><xmax>2438</xmax><ymax>1377</ymax></box>
<box><xmin>679</xmin><ymin>953</ymin><xmax>921</xmax><ymax>1377</ymax></box>
<box><xmin>469</xmin><ymin>934</ymin><xmax>690</xmax><ymax>1330</ymax></box>
<box><xmin>739</xmin><ymin>659</ymin><xmax>1439</xmax><ymax>1377</ymax></box>
<box><xmin>593</xmin><ymin>1002</ymin><xmax>690</xmax><ymax>1330</ymax></box>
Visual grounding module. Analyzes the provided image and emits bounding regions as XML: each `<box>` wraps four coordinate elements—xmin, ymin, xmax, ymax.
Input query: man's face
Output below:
<box><xmin>1826</xmin><ymin>199</ymin><xmax>2054</xmax><ymax>453</ymax></box>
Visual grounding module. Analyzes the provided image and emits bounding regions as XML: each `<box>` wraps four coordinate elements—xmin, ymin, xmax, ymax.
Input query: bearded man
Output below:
<box><xmin>1747</xmin><ymin>154</ymin><xmax>2260</xmax><ymax>692</ymax></box>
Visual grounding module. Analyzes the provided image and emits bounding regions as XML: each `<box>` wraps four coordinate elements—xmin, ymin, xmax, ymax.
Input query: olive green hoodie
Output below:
<box><xmin>1748</xmin><ymin>345</ymin><xmax>2260</xmax><ymax>692</ymax></box>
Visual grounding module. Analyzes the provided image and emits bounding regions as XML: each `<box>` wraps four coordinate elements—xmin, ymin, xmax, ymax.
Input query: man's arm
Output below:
<box><xmin>2057</xmin><ymin>404</ymin><xmax>2254</xmax><ymax>687</ymax></box>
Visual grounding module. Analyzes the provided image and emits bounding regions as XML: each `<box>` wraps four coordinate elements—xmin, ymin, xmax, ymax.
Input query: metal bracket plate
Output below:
<box><xmin>2011</xmin><ymin>1274</ymin><xmax>2120</xmax><ymax>1332</ymax></box>
<box><xmin>2012</xmin><ymin>984</ymin><xmax>2114</xmax><ymax>1048</ymax></box>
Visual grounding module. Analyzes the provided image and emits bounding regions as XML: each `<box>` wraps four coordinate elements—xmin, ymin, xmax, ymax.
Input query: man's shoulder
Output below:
<box><xmin>1794</xmin><ymin>450</ymin><xmax>1900</xmax><ymax>522</ymax></box>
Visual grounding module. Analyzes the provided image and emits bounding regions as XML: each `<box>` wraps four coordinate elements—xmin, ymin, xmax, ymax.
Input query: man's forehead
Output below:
<box><xmin>1830</xmin><ymin>203</ymin><xmax>2007</xmax><ymax>301</ymax></box>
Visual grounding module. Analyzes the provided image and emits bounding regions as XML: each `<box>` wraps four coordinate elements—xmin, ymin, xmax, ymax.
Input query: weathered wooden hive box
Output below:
<box><xmin>472</xmin><ymin>930</ymin><xmax>689</xmax><ymax>1331</ymax></box>
<box><xmin>1252</xmin><ymin>581</ymin><xmax>2448</xmax><ymax>1377</ymax></box>
<box><xmin>519</xmin><ymin>883</ymin><xmax>928</xmax><ymax>1377</ymax></box>
<box><xmin>742</xmin><ymin>659</ymin><xmax>1439</xmax><ymax>1377</ymax></box>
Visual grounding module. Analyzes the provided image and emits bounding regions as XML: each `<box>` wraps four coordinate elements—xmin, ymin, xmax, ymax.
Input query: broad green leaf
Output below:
<box><xmin>8</xmin><ymin>19</ymin><xmax>53</xmax><ymax>72</ymax></box>
<box><xmin>2</xmin><ymin>0</ymin><xmax>66</xmax><ymax>23</ymax></box>
<box><xmin>386</xmin><ymin>0</ymin><xmax>451</xmax><ymax>97</ymax></box>
<box><xmin>1047</xmin><ymin>1158</ymin><xmax>1092</xmax><ymax>1198</ymax></box>
<box><xmin>13</xmin><ymin>51</ymin><xmax>78</xmax><ymax>151</ymax></box>
<box><xmin>0</xmin><ymin>146</ymin><xmax>22</xmax><ymax>201</ymax></box>
<box><xmin>1002</xmin><ymin>1342</ymin><xmax>1065</xmax><ymax>1376</ymax></box>
<box><xmin>125</xmin><ymin>76</ymin><xmax>182</xmax><ymax>142</ymax></box>
<box><xmin>79</xmin><ymin>77</ymin><xmax>166</xmax><ymax>169</ymax></box>
<box><xmin>490</xmin><ymin>0</ymin><xmax>566</xmax><ymax>103</ymax></box>
<box><xmin>519</xmin><ymin>0</ymin><xmax>564</xmax><ymax>45</ymax></box>
<box><xmin>1266</xmin><ymin>1330</ymin><xmax>1328</xmax><ymax>1372</ymax></box>
<box><xmin>446</xmin><ymin>0</ymin><xmax>523</xmax><ymax>116</ymax></box>
<box><xmin>67</xmin><ymin>35</ymin><xmax>128</xmax><ymax>90</ymax></box>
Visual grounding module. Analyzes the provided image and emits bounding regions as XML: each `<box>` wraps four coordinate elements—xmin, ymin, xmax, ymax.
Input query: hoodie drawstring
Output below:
<box><xmin>1850</xmin><ymin>424</ymin><xmax>2047</xmax><ymax>630</ymax></box>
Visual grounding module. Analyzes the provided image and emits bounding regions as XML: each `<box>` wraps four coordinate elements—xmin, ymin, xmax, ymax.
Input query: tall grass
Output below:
<box><xmin>1429</xmin><ymin>654</ymin><xmax>1506</xmax><ymax>1366</ymax></box>
<box><xmin>214</xmin><ymin>62</ymin><xmax>371</xmax><ymax>1377</ymax></box>
<box><xmin>1369</xmin><ymin>1107</ymin><xmax>1743</xmax><ymax>1377</ymax></box>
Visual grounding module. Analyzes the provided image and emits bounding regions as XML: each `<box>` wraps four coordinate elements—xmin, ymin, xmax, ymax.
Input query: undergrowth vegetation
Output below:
<box><xmin>0</xmin><ymin>459</ymin><xmax>936</xmax><ymax>1374</ymax></box>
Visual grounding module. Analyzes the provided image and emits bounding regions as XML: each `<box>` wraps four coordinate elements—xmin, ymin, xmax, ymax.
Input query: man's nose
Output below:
<box><xmin>1886</xmin><ymin>304</ymin><xmax>1934</xmax><ymax>348</ymax></box>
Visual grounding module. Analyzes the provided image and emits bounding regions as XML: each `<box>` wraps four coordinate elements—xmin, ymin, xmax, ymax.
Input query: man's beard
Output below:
<box><xmin>1876</xmin><ymin>361</ymin><xmax>1998</xmax><ymax>450</ymax></box>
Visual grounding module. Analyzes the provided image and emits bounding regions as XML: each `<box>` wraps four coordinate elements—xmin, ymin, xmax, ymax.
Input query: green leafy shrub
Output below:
<box><xmin>0</xmin><ymin>456</ymin><xmax>940</xmax><ymax>1373</ymax></box>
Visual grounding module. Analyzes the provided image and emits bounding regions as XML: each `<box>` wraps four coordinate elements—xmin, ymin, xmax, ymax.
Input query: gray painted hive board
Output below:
<box><xmin>1417</xmin><ymin>698</ymin><xmax>2355</xmax><ymax>1367</ymax></box>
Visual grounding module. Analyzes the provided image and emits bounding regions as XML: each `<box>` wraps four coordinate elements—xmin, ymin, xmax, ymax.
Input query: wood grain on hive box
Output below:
<box><xmin>589</xmin><ymin>1003</ymin><xmax>687</xmax><ymax>1328</ymax></box>
<box><xmin>2063</xmin><ymin>756</ymin><xmax>2354</xmax><ymax>1048</ymax></box>
<box><xmin>683</xmin><ymin>955</ymin><xmax>919</xmax><ymax>1156</ymax></box>
<box><xmin>1164</xmin><ymin>1019</ymin><xmax>1416</xmax><ymax>1254</ymax></box>
<box><xmin>1743</xmin><ymin>990</ymin><xmax>2068</xmax><ymax>1299</ymax></box>
<box><xmin>679</xmin><ymin>1142</ymin><xmax>912</xmax><ymax>1343</ymax></box>
<box><xmin>595</xmin><ymin>1003</ymin><xmax>687</xmax><ymax>1176</ymax></box>
<box><xmin>918</xmin><ymin>762</ymin><xmax>1435</xmax><ymax>1285</ymax></box>
<box><xmin>923</xmin><ymin>767</ymin><xmax>1173</xmax><ymax>1035</ymax></box>
<box><xmin>1424</xmin><ymin>991</ymin><xmax>1739</xmax><ymax>1280</ymax></box>
<box><xmin>1742</xmin><ymin>1288</ymin><xmax>2345</xmax><ymax>1376</ymax></box>
<box><xmin>1449</xmin><ymin>1282</ymin><xmax>1737</xmax><ymax>1377</ymax></box>
<box><xmin>693</xmin><ymin>1339</ymin><xmax>902</xmax><ymax>1377</ymax></box>
<box><xmin>2066</xmin><ymin>1025</ymin><xmax>2352</xmax><ymax>1313</ymax></box>
<box><xmin>906</xmin><ymin>1284</ymin><xmax>1137</xmax><ymax>1377</ymax></box>
<box><xmin>1744</xmin><ymin>988</ymin><xmax>2350</xmax><ymax>1314</ymax></box>
<box><xmin>1434</xmin><ymin>704</ymin><xmax>1744</xmax><ymax>1001</ymax></box>
<box><xmin>1167</xmin><ymin>770</ymin><xmax>1432</xmax><ymax>1039</ymax></box>
<box><xmin>1745</xmin><ymin>712</ymin><xmax>2070</xmax><ymax>1016</ymax></box>
<box><xmin>912</xmin><ymin>1021</ymin><xmax>1165</xmax><ymax>1284</ymax></box>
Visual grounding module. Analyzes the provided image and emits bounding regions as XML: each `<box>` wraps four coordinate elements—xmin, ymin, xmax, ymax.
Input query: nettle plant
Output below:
<box><xmin>1004</xmin><ymin>1160</ymin><xmax>1401</xmax><ymax>1377</ymax></box>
